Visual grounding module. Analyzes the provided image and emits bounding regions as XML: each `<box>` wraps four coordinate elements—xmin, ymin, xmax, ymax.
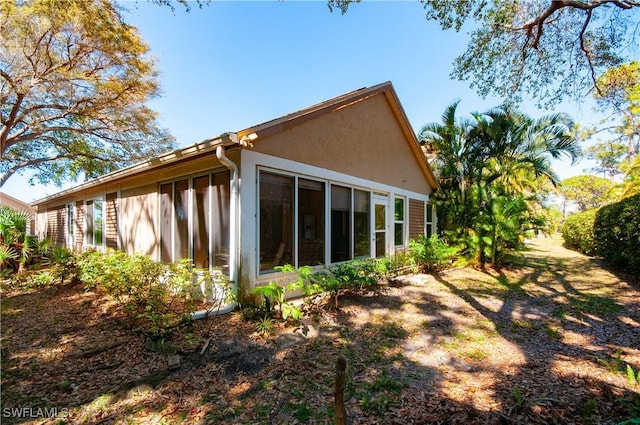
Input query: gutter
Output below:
<box><xmin>191</xmin><ymin>140</ymin><xmax>240</xmax><ymax>319</ymax></box>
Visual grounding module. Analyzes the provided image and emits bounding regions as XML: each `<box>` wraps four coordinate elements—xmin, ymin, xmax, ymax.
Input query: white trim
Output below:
<box><xmin>393</xmin><ymin>195</ymin><xmax>406</xmax><ymax>248</ymax></box>
<box><xmin>242</xmin><ymin>150</ymin><xmax>431</xmax><ymax>285</ymax></box>
<box><xmin>84</xmin><ymin>195</ymin><xmax>106</xmax><ymax>250</ymax></box>
<box><xmin>243</xmin><ymin>151</ymin><xmax>429</xmax><ymax>201</ymax></box>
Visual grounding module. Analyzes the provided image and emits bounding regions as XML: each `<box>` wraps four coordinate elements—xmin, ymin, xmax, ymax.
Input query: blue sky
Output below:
<box><xmin>4</xmin><ymin>0</ymin><xmax>601</xmax><ymax>202</ymax></box>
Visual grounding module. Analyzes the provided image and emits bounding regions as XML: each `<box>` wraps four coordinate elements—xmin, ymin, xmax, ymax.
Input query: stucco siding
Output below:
<box><xmin>120</xmin><ymin>184</ymin><xmax>158</xmax><ymax>258</ymax></box>
<box><xmin>251</xmin><ymin>93</ymin><xmax>431</xmax><ymax>195</ymax></box>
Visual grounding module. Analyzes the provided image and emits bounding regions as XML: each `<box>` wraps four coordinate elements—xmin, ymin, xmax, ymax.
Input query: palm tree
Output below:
<box><xmin>0</xmin><ymin>206</ymin><xmax>34</xmax><ymax>273</ymax></box>
<box><xmin>420</xmin><ymin>102</ymin><xmax>579</xmax><ymax>264</ymax></box>
<box><xmin>418</xmin><ymin>101</ymin><xmax>480</xmax><ymax>233</ymax></box>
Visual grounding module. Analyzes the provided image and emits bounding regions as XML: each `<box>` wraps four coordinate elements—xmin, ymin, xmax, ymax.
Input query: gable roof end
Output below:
<box><xmin>236</xmin><ymin>81</ymin><xmax>440</xmax><ymax>191</ymax></box>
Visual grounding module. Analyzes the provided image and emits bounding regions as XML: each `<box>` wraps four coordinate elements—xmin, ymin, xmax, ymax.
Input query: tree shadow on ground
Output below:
<box><xmin>2</xmin><ymin>238</ymin><xmax>639</xmax><ymax>424</ymax></box>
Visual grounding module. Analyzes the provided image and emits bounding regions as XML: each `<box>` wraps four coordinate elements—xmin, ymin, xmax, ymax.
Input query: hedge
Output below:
<box><xmin>594</xmin><ymin>194</ymin><xmax>640</xmax><ymax>273</ymax></box>
<box><xmin>560</xmin><ymin>209</ymin><xmax>597</xmax><ymax>256</ymax></box>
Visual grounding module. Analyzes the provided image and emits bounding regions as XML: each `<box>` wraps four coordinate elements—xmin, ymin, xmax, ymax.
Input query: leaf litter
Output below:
<box><xmin>1</xmin><ymin>235</ymin><xmax>639</xmax><ymax>424</ymax></box>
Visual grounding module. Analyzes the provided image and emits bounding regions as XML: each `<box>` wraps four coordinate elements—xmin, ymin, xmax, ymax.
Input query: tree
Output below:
<box><xmin>585</xmin><ymin>140</ymin><xmax>628</xmax><ymax>179</ymax></box>
<box><xmin>560</xmin><ymin>174</ymin><xmax>614</xmax><ymax>211</ymax></box>
<box><xmin>0</xmin><ymin>0</ymin><xmax>174</xmax><ymax>188</ymax></box>
<box><xmin>419</xmin><ymin>103</ymin><xmax>579</xmax><ymax>264</ymax></box>
<box><xmin>330</xmin><ymin>0</ymin><xmax>640</xmax><ymax>107</ymax></box>
<box><xmin>593</xmin><ymin>61</ymin><xmax>640</xmax><ymax>160</ymax></box>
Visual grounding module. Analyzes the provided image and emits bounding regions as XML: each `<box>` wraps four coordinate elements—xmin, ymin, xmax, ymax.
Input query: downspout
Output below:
<box><xmin>191</xmin><ymin>144</ymin><xmax>239</xmax><ymax>319</ymax></box>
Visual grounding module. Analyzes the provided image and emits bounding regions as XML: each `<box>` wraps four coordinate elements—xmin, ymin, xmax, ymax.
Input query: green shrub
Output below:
<box><xmin>594</xmin><ymin>194</ymin><xmax>640</xmax><ymax>273</ymax></box>
<box><xmin>408</xmin><ymin>234</ymin><xmax>459</xmax><ymax>272</ymax></box>
<box><xmin>76</xmin><ymin>250</ymin><xmax>197</xmax><ymax>337</ymax></box>
<box><xmin>560</xmin><ymin>209</ymin><xmax>597</xmax><ymax>255</ymax></box>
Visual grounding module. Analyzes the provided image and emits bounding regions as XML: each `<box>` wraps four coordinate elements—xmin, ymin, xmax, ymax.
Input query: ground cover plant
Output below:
<box><xmin>1</xmin><ymin>235</ymin><xmax>639</xmax><ymax>424</ymax></box>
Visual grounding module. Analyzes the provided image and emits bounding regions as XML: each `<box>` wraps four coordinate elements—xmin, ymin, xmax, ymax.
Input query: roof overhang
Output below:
<box><xmin>32</xmin><ymin>81</ymin><xmax>441</xmax><ymax>206</ymax></box>
<box><xmin>31</xmin><ymin>133</ymin><xmax>239</xmax><ymax>206</ymax></box>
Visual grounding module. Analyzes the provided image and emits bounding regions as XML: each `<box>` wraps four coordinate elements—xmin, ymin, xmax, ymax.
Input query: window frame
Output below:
<box><xmin>257</xmin><ymin>167</ymin><xmax>379</xmax><ymax>274</ymax></box>
<box><xmin>426</xmin><ymin>200</ymin><xmax>435</xmax><ymax>238</ymax></box>
<box><xmin>394</xmin><ymin>196</ymin><xmax>406</xmax><ymax>248</ymax></box>
<box><xmin>84</xmin><ymin>197</ymin><xmax>105</xmax><ymax>248</ymax></box>
<box><xmin>159</xmin><ymin>169</ymin><xmax>230</xmax><ymax>272</ymax></box>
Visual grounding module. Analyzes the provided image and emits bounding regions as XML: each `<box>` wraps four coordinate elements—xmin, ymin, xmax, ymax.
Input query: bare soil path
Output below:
<box><xmin>1</xmin><ymin>235</ymin><xmax>639</xmax><ymax>424</ymax></box>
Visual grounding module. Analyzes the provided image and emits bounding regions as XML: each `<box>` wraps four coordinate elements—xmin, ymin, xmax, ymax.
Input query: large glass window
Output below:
<box><xmin>331</xmin><ymin>185</ymin><xmax>351</xmax><ymax>263</ymax></box>
<box><xmin>85</xmin><ymin>198</ymin><xmax>104</xmax><ymax>247</ymax></box>
<box><xmin>174</xmin><ymin>179</ymin><xmax>189</xmax><ymax>261</ymax></box>
<box><xmin>426</xmin><ymin>201</ymin><xmax>434</xmax><ymax>238</ymax></box>
<box><xmin>211</xmin><ymin>171</ymin><xmax>231</xmax><ymax>270</ymax></box>
<box><xmin>160</xmin><ymin>171</ymin><xmax>230</xmax><ymax>271</ymax></box>
<box><xmin>160</xmin><ymin>183</ymin><xmax>173</xmax><ymax>263</ymax></box>
<box><xmin>394</xmin><ymin>197</ymin><xmax>405</xmax><ymax>247</ymax></box>
<box><xmin>354</xmin><ymin>190</ymin><xmax>370</xmax><ymax>257</ymax></box>
<box><xmin>86</xmin><ymin>200</ymin><xmax>94</xmax><ymax>246</ymax></box>
<box><xmin>298</xmin><ymin>179</ymin><xmax>325</xmax><ymax>266</ymax></box>
<box><xmin>257</xmin><ymin>171</ymin><xmax>378</xmax><ymax>270</ymax></box>
<box><xmin>193</xmin><ymin>175</ymin><xmax>210</xmax><ymax>269</ymax></box>
<box><xmin>94</xmin><ymin>198</ymin><xmax>103</xmax><ymax>246</ymax></box>
<box><xmin>259</xmin><ymin>172</ymin><xmax>294</xmax><ymax>272</ymax></box>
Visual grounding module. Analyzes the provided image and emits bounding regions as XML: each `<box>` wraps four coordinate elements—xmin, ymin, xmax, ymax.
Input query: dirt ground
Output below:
<box><xmin>1</xmin><ymin>235</ymin><xmax>639</xmax><ymax>424</ymax></box>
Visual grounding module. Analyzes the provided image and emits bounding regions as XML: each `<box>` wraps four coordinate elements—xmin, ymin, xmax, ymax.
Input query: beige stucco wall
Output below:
<box><xmin>251</xmin><ymin>93</ymin><xmax>432</xmax><ymax>195</ymax></box>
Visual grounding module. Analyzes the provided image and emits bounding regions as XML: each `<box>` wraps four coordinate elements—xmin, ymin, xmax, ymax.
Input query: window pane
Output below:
<box><xmin>212</xmin><ymin>171</ymin><xmax>231</xmax><ymax>270</ymax></box>
<box><xmin>394</xmin><ymin>198</ymin><xmax>404</xmax><ymax>221</ymax></box>
<box><xmin>426</xmin><ymin>202</ymin><xmax>433</xmax><ymax>222</ymax></box>
<box><xmin>375</xmin><ymin>203</ymin><xmax>386</xmax><ymax>258</ymax></box>
<box><xmin>160</xmin><ymin>183</ymin><xmax>173</xmax><ymax>263</ymax></box>
<box><xmin>174</xmin><ymin>179</ymin><xmax>189</xmax><ymax>261</ymax></box>
<box><xmin>193</xmin><ymin>176</ymin><xmax>210</xmax><ymax>269</ymax></box>
<box><xmin>331</xmin><ymin>185</ymin><xmax>351</xmax><ymax>263</ymax></box>
<box><xmin>86</xmin><ymin>200</ymin><xmax>94</xmax><ymax>246</ymax></box>
<box><xmin>394</xmin><ymin>223</ymin><xmax>404</xmax><ymax>246</ymax></box>
<box><xmin>94</xmin><ymin>198</ymin><xmax>103</xmax><ymax>246</ymax></box>
<box><xmin>299</xmin><ymin>179</ymin><xmax>325</xmax><ymax>266</ymax></box>
<box><xmin>260</xmin><ymin>172</ymin><xmax>294</xmax><ymax>272</ymax></box>
<box><xmin>354</xmin><ymin>190</ymin><xmax>370</xmax><ymax>257</ymax></box>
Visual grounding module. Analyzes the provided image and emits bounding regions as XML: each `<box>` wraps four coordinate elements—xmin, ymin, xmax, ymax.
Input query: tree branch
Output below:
<box><xmin>0</xmin><ymin>150</ymin><xmax>108</xmax><ymax>187</ymax></box>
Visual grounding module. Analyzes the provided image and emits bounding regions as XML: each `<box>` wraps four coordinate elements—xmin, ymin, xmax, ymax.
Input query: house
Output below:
<box><xmin>31</xmin><ymin>81</ymin><xmax>439</xmax><ymax>292</ymax></box>
<box><xmin>1</xmin><ymin>192</ymin><xmax>36</xmax><ymax>235</ymax></box>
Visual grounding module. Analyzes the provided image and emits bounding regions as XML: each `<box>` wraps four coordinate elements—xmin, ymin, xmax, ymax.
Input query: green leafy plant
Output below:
<box><xmin>76</xmin><ymin>250</ymin><xmax>197</xmax><ymax>337</ymax></box>
<box><xmin>255</xmin><ymin>314</ymin><xmax>275</xmax><ymax>335</ymax></box>
<box><xmin>0</xmin><ymin>206</ymin><xmax>33</xmax><ymax>273</ymax></box>
<box><xmin>248</xmin><ymin>268</ymin><xmax>301</xmax><ymax>321</ymax></box>
<box><xmin>44</xmin><ymin>246</ymin><xmax>76</xmax><ymax>285</ymax></box>
<box><xmin>561</xmin><ymin>209</ymin><xmax>597</xmax><ymax>255</ymax></box>
<box><xmin>595</xmin><ymin>194</ymin><xmax>640</xmax><ymax>273</ymax></box>
<box><xmin>409</xmin><ymin>234</ymin><xmax>460</xmax><ymax>272</ymax></box>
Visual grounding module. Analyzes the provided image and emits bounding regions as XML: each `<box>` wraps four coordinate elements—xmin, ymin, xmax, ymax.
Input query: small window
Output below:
<box><xmin>85</xmin><ymin>198</ymin><xmax>104</xmax><ymax>247</ymax></box>
<box><xmin>426</xmin><ymin>201</ymin><xmax>435</xmax><ymax>238</ymax></box>
<box><xmin>394</xmin><ymin>197</ymin><xmax>405</xmax><ymax>247</ymax></box>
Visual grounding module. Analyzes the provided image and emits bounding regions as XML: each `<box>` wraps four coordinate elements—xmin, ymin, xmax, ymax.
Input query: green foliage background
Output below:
<box><xmin>594</xmin><ymin>194</ymin><xmax>640</xmax><ymax>273</ymax></box>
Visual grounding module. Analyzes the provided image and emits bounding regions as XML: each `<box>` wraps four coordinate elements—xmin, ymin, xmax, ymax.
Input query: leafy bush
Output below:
<box><xmin>0</xmin><ymin>206</ymin><xmax>35</xmax><ymax>273</ymax></box>
<box><xmin>408</xmin><ymin>234</ymin><xmax>459</xmax><ymax>272</ymax></box>
<box><xmin>560</xmin><ymin>209</ymin><xmax>597</xmax><ymax>255</ymax></box>
<box><xmin>76</xmin><ymin>250</ymin><xmax>197</xmax><ymax>337</ymax></box>
<box><xmin>594</xmin><ymin>194</ymin><xmax>640</xmax><ymax>273</ymax></box>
